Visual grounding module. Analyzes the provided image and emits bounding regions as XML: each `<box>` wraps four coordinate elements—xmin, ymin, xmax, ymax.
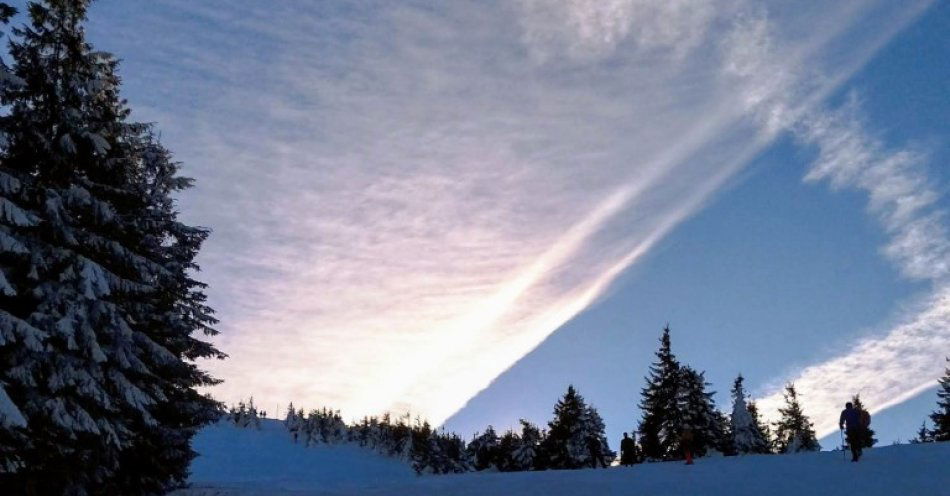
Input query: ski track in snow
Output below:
<box><xmin>173</xmin><ymin>421</ymin><xmax>949</xmax><ymax>496</ymax></box>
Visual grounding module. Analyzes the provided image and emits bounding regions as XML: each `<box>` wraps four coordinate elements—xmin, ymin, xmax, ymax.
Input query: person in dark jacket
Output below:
<box><xmin>839</xmin><ymin>402</ymin><xmax>864</xmax><ymax>462</ymax></box>
<box><xmin>620</xmin><ymin>432</ymin><xmax>638</xmax><ymax>466</ymax></box>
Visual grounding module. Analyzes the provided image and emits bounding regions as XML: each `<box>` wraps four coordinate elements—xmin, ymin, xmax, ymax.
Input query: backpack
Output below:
<box><xmin>859</xmin><ymin>409</ymin><xmax>871</xmax><ymax>428</ymax></box>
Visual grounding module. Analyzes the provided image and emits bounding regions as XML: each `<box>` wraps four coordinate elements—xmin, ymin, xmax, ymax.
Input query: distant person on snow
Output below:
<box><xmin>839</xmin><ymin>402</ymin><xmax>870</xmax><ymax>462</ymax></box>
<box><xmin>680</xmin><ymin>428</ymin><xmax>695</xmax><ymax>465</ymax></box>
<box><xmin>620</xmin><ymin>432</ymin><xmax>638</xmax><ymax>466</ymax></box>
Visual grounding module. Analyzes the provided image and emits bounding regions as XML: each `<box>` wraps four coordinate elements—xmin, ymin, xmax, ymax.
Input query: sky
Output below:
<box><xmin>47</xmin><ymin>0</ymin><xmax>950</xmax><ymax>448</ymax></box>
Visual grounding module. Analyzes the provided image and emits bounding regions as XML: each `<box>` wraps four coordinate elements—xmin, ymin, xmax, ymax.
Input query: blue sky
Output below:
<box><xmin>38</xmin><ymin>0</ymin><xmax>949</xmax><ymax>448</ymax></box>
<box><xmin>445</xmin><ymin>4</ymin><xmax>950</xmax><ymax>447</ymax></box>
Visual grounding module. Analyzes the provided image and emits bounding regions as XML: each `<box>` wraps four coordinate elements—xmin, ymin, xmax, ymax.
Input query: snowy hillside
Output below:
<box><xmin>179</xmin><ymin>420</ymin><xmax>415</xmax><ymax>494</ymax></box>
<box><xmin>174</xmin><ymin>420</ymin><xmax>949</xmax><ymax>496</ymax></box>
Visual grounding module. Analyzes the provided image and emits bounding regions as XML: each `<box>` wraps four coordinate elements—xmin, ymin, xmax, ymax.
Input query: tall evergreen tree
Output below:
<box><xmin>543</xmin><ymin>385</ymin><xmax>612</xmax><ymax>469</ymax></box>
<box><xmin>773</xmin><ymin>384</ymin><xmax>820</xmax><ymax>453</ymax></box>
<box><xmin>110</xmin><ymin>129</ymin><xmax>223</xmax><ymax>493</ymax></box>
<box><xmin>511</xmin><ymin>419</ymin><xmax>543</xmax><ymax>471</ymax></box>
<box><xmin>745</xmin><ymin>400</ymin><xmax>773</xmax><ymax>453</ymax></box>
<box><xmin>467</xmin><ymin>425</ymin><xmax>500</xmax><ymax>471</ymax></box>
<box><xmin>579</xmin><ymin>403</ymin><xmax>614</xmax><ymax>467</ymax></box>
<box><xmin>495</xmin><ymin>429</ymin><xmax>521</xmax><ymax>472</ymax></box>
<box><xmin>638</xmin><ymin>325</ymin><xmax>682</xmax><ymax>460</ymax></box>
<box><xmin>420</xmin><ymin>429</ymin><xmax>470</xmax><ymax>474</ymax></box>
<box><xmin>0</xmin><ymin>1</ymin><xmax>222</xmax><ymax>493</ymax></box>
<box><xmin>930</xmin><ymin>358</ymin><xmax>950</xmax><ymax>441</ymax></box>
<box><xmin>437</xmin><ymin>431</ymin><xmax>472</xmax><ymax>474</ymax></box>
<box><xmin>493</xmin><ymin>420</ymin><xmax>544</xmax><ymax>472</ymax></box>
<box><xmin>0</xmin><ymin>1</ymin><xmax>27</xmax><ymax>476</ymax></box>
<box><xmin>850</xmin><ymin>394</ymin><xmax>877</xmax><ymax>448</ymax></box>
<box><xmin>676</xmin><ymin>367</ymin><xmax>722</xmax><ymax>458</ymax></box>
<box><xmin>713</xmin><ymin>410</ymin><xmax>736</xmax><ymax>456</ymax></box>
<box><xmin>730</xmin><ymin>375</ymin><xmax>769</xmax><ymax>454</ymax></box>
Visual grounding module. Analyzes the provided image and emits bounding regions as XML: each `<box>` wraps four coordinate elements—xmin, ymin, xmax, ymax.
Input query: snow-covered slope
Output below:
<box><xmin>175</xmin><ymin>421</ymin><xmax>949</xmax><ymax>496</ymax></box>
<box><xmin>180</xmin><ymin>420</ymin><xmax>415</xmax><ymax>494</ymax></box>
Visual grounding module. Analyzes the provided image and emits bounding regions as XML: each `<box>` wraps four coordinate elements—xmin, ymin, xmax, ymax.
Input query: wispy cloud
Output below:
<box><xmin>722</xmin><ymin>1</ymin><xmax>948</xmax><ymax>436</ymax></box>
<box><xmin>756</xmin><ymin>288</ymin><xmax>950</xmax><ymax>437</ymax></box>
<box><xmin>92</xmin><ymin>0</ymin><xmax>939</xmax><ymax>426</ymax></box>
<box><xmin>755</xmin><ymin>96</ymin><xmax>949</xmax><ymax>437</ymax></box>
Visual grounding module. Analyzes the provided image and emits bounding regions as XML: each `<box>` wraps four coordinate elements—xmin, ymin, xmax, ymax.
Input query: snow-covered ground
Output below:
<box><xmin>179</xmin><ymin>420</ymin><xmax>414</xmax><ymax>494</ymax></box>
<box><xmin>175</xmin><ymin>420</ymin><xmax>949</xmax><ymax>496</ymax></box>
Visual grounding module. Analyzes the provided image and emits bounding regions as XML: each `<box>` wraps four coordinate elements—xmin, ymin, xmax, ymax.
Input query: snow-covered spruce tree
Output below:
<box><xmin>112</xmin><ymin>129</ymin><xmax>224</xmax><ymax>492</ymax></box>
<box><xmin>111</xmin><ymin>88</ymin><xmax>222</xmax><ymax>492</ymax></box>
<box><xmin>511</xmin><ymin>419</ymin><xmax>543</xmax><ymax>471</ymax></box>
<box><xmin>422</xmin><ymin>429</ymin><xmax>460</xmax><ymax>475</ymax></box>
<box><xmin>495</xmin><ymin>429</ymin><xmax>520</xmax><ymax>472</ymax></box>
<box><xmin>434</xmin><ymin>431</ymin><xmax>471</xmax><ymax>474</ymax></box>
<box><xmin>467</xmin><ymin>425</ymin><xmax>500</xmax><ymax>471</ymax></box>
<box><xmin>0</xmin><ymin>1</ymin><xmax>27</xmax><ymax>476</ymax></box>
<box><xmin>0</xmin><ymin>384</ymin><xmax>26</xmax><ymax>474</ymax></box>
<box><xmin>731</xmin><ymin>375</ymin><xmax>769</xmax><ymax>454</ymax></box>
<box><xmin>541</xmin><ymin>386</ymin><xmax>583</xmax><ymax>469</ymax></box>
<box><xmin>0</xmin><ymin>2</ymin><xmax>222</xmax><ymax>493</ymax></box>
<box><xmin>580</xmin><ymin>402</ymin><xmax>615</xmax><ymax>467</ymax></box>
<box><xmin>930</xmin><ymin>357</ymin><xmax>950</xmax><ymax>441</ymax></box>
<box><xmin>409</xmin><ymin>420</ymin><xmax>435</xmax><ymax>474</ymax></box>
<box><xmin>713</xmin><ymin>410</ymin><xmax>735</xmax><ymax>456</ymax></box>
<box><xmin>542</xmin><ymin>385</ymin><xmax>612</xmax><ymax>469</ymax></box>
<box><xmin>851</xmin><ymin>394</ymin><xmax>877</xmax><ymax>448</ymax></box>
<box><xmin>638</xmin><ymin>325</ymin><xmax>682</xmax><ymax>461</ymax></box>
<box><xmin>284</xmin><ymin>403</ymin><xmax>303</xmax><ymax>442</ymax></box>
<box><xmin>773</xmin><ymin>383</ymin><xmax>820</xmax><ymax>453</ymax></box>
<box><xmin>676</xmin><ymin>367</ymin><xmax>722</xmax><ymax>458</ymax></box>
<box><xmin>746</xmin><ymin>400</ymin><xmax>773</xmax><ymax>452</ymax></box>
<box><xmin>409</xmin><ymin>423</ymin><xmax>472</xmax><ymax>474</ymax></box>
<box><xmin>484</xmin><ymin>420</ymin><xmax>544</xmax><ymax>472</ymax></box>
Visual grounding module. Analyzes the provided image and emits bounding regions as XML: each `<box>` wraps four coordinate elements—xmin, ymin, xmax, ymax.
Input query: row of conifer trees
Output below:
<box><xmin>635</xmin><ymin>325</ymin><xmax>829</xmax><ymax>460</ymax></box>
<box><xmin>228</xmin><ymin>387</ymin><xmax>614</xmax><ymax>474</ymax></box>
<box><xmin>230</xmin><ymin>325</ymin><xmax>950</xmax><ymax>474</ymax></box>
